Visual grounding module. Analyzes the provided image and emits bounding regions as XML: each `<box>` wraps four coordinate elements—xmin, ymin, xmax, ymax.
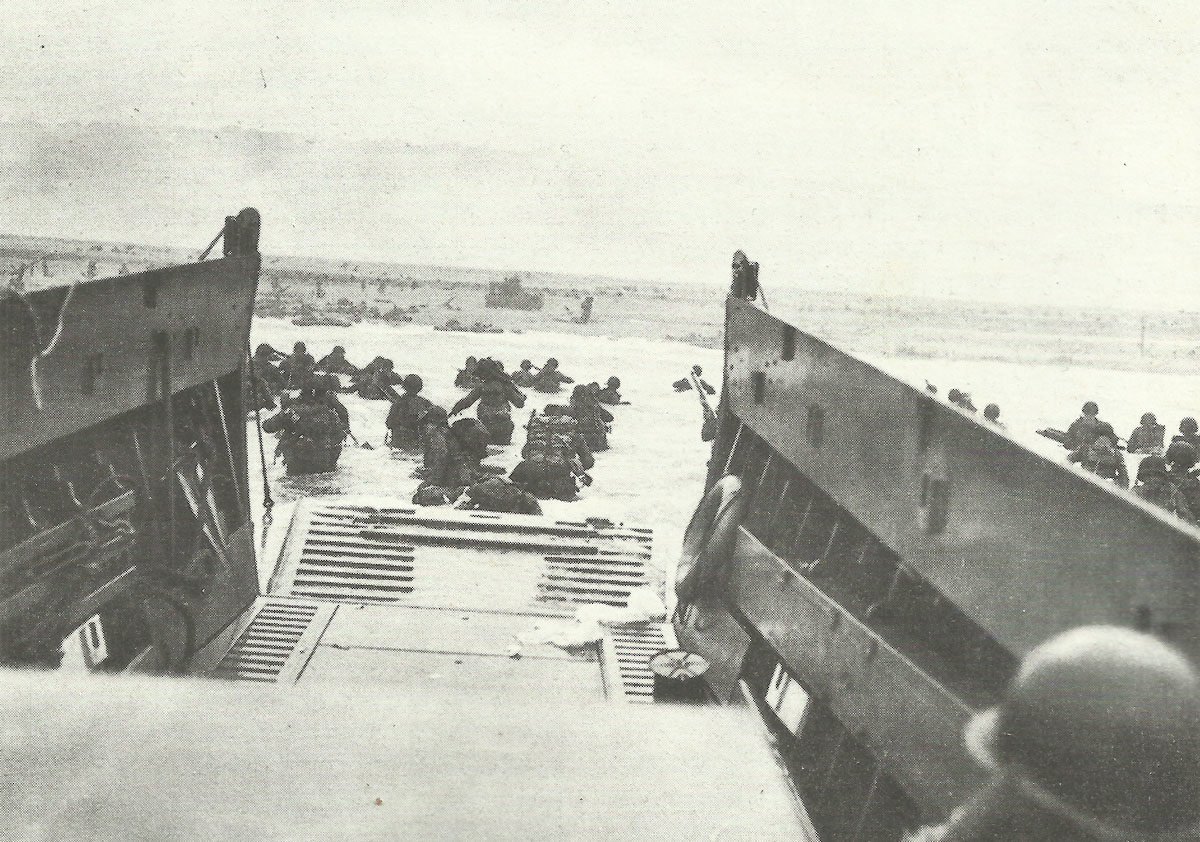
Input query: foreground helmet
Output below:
<box><xmin>1082</xmin><ymin>401</ymin><xmax>1099</xmax><ymax>415</ymax></box>
<box><xmin>1182</xmin><ymin>417</ymin><xmax>1199</xmax><ymax>435</ymax></box>
<box><xmin>402</xmin><ymin>374</ymin><xmax>423</xmax><ymax>393</ymax></box>
<box><xmin>965</xmin><ymin>626</ymin><xmax>1200</xmax><ymax>837</ymax></box>
<box><xmin>1140</xmin><ymin>412</ymin><xmax>1157</xmax><ymax>426</ymax></box>
<box><xmin>254</xmin><ymin>343</ymin><xmax>273</xmax><ymax>356</ymax></box>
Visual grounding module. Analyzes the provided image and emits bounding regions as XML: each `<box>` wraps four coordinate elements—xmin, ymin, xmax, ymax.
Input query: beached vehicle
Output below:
<box><xmin>485</xmin><ymin>273</ymin><xmax>543</xmax><ymax>310</ymax></box>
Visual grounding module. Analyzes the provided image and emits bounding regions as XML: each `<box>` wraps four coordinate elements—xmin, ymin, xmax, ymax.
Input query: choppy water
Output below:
<box><xmin>247</xmin><ymin>318</ymin><xmax>1199</xmax><ymax>590</ymax></box>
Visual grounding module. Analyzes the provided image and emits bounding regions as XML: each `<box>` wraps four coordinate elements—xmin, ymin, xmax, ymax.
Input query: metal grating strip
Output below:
<box><xmin>267</xmin><ymin>501</ymin><xmax>657</xmax><ymax>617</ymax></box>
<box><xmin>537</xmin><ymin>553</ymin><xmax>649</xmax><ymax>608</ymax></box>
<box><xmin>600</xmin><ymin>622</ymin><xmax>678</xmax><ymax>703</ymax></box>
<box><xmin>211</xmin><ymin>597</ymin><xmax>336</xmax><ymax>683</ymax></box>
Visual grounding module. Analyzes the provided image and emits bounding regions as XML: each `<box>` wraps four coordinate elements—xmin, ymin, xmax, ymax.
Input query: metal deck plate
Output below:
<box><xmin>246</xmin><ymin>499</ymin><xmax>664</xmax><ymax>703</ymax></box>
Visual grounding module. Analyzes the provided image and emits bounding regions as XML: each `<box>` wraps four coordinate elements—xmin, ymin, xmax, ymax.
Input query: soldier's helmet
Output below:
<box><xmin>294</xmin><ymin>342</ymin><xmax>306</xmax><ymax>353</ymax></box>
<box><xmin>1166</xmin><ymin>440</ymin><xmax>1197</xmax><ymax>470</ymax></box>
<box><xmin>1082</xmin><ymin>401</ymin><xmax>1099</xmax><ymax>415</ymax></box>
<box><xmin>947</xmin><ymin>388</ymin><xmax>963</xmax><ymax>403</ymax></box>
<box><xmin>1141</xmin><ymin>412</ymin><xmax>1157</xmax><ymax>426</ymax></box>
<box><xmin>332</xmin><ymin>345</ymin><xmax>345</xmax><ymax>355</ymax></box>
<box><xmin>254</xmin><ymin>343</ymin><xmax>273</xmax><ymax>357</ymax></box>
<box><xmin>520</xmin><ymin>360</ymin><xmax>532</xmax><ymax>370</ymax></box>
<box><xmin>984</xmin><ymin>403</ymin><xmax>1001</xmax><ymax>421</ymax></box>
<box><xmin>545</xmin><ymin>358</ymin><xmax>558</xmax><ymax>368</ymax></box>
<box><xmin>606</xmin><ymin>376</ymin><xmax>620</xmax><ymax>389</ymax></box>
<box><xmin>1182</xmin><ymin>417</ymin><xmax>1199</xmax><ymax>435</ymax></box>
<box><xmin>402</xmin><ymin>374</ymin><xmax>423</xmax><ymax>393</ymax></box>
<box><xmin>964</xmin><ymin>626</ymin><xmax>1200</xmax><ymax>838</ymax></box>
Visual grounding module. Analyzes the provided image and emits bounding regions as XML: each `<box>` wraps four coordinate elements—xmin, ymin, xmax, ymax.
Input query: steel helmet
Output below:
<box><xmin>1182</xmin><ymin>417</ymin><xmax>1199</xmax><ymax>435</ymax></box>
<box><xmin>965</xmin><ymin>626</ymin><xmax>1200</xmax><ymax>837</ymax></box>
<box><xmin>606</xmin><ymin>376</ymin><xmax>620</xmax><ymax>389</ymax></box>
<box><xmin>1082</xmin><ymin>401</ymin><xmax>1099</xmax><ymax>415</ymax></box>
<box><xmin>402</xmin><ymin>373</ymin><xmax>423</xmax><ymax>393</ymax></box>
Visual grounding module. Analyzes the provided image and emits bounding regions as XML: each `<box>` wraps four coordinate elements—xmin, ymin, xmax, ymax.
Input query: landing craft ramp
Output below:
<box><xmin>198</xmin><ymin>500</ymin><xmax>676</xmax><ymax>704</ymax></box>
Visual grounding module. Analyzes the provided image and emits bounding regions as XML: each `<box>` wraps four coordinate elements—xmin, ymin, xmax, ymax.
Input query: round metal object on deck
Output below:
<box><xmin>649</xmin><ymin>649</ymin><xmax>711</xmax><ymax>704</ymax></box>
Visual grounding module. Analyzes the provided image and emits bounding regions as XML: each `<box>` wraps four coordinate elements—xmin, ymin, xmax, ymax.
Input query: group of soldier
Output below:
<box><xmin>1059</xmin><ymin>401</ymin><xmax>1199</xmax><ymax>523</ymax></box>
<box><xmin>248</xmin><ymin>343</ymin><xmax>358</xmax><ymax>475</ymax></box>
<box><xmin>407</xmin><ymin>355</ymin><xmax>626</xmax><ymax>513</ymax></box>
<box><xmin>250</xmin><ymin>340</ymin><xmax>628</xmax><ymax>513</ymax></box>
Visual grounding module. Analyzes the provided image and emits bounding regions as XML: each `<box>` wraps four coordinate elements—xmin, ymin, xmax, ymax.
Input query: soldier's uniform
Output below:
<box><xmin>1134</xmin><ymin>455</ymin><xmax>1196</xmax><ymax>523</ymax></box>
<box><xmin>413</xmin><ymin>408</ymin><xmax>478</xmax><ymax>506</ymax></box>
<box><xmin>1065</xmin><ymin>403</ymin><xmax>1104</xmax><ymax>451</ymax></box>
<box><xmin>531</xmin><ymin>359</ymin><xmax>574</xmax><ymax>394</ymax></box>
<box><xmin>313</xmin><ymin>377</ymin><xmax>349</xmax><ymax>429</ymax></box>
<box><xmin>279</xmin><ymin>349</ymin><xmax>316</xmax><ymax>391</ymax></box>
<box><xmin>261</xmin><ymin>396</ymin><xmax>346</xmax><ymax>475</ymax></box>
<box><xmin>455</xmin><ymin>357</ymin><xmax>482</xmax><ymax>389</ymax></box>
<box><xmin>450</xmin><ymin>362</ymin><xmax>527</xmax><ymax>445</ymax></box>
<box><xmin>386</xmin><ymin>375</ymin><xmax>432</xmax><ymax>449</ymax></box>
<box><xmin>596</xmin><ymin>377</ymin><xmax>623</xmax><ymax>405</ymax></box>
<box><xmin>1166</xmin><ymin>441</ymin><xmax>1200</xmax><ymax>518</ymax></box>
<box><xmin>252</xmin><ymin>346</ymin><xmax>285</xmax><ymax>393</ymax></box>
<box><xmin>458</xmin><ymin>477</ymin><xmax>542</xmax><ymax>515</ymax></box>
<box><xmin>570</xmin><ymin>386</ymin><xmax>613</xmax><ymax>452</ymax></box>
<box><xmin>511</xmin><ymin>362</ymin><xmax>536</xmax><ymax>388</ymax></box>
<box><xmin>315</xmin><ymin>346</ymin><xmax>359</xmax><ymax>376</ymax></box>
<box><xmin>1068</xmin><ymin>436</ymin><xmax>1129</xmax><ymax>488</ymax></box>
<box><xmin>512</xmin><ymin>411</ymin><xmax>594</xmax><ymax>500</ymax></box>
<box><xmin>1127</xmin><ymin>413</ymin><xmax>1165</xmax><ymax>453</ymax></box>
<box><xmin>244</xmin><ymin>368</ymin><xmax>277</xmax><ymax>412</ymax></box>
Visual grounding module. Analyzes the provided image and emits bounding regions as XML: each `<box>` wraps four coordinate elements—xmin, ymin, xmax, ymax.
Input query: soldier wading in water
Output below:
<box><xmin>261</xmin><ymin>388</ymin><xmax>347</xmax><ymax>475</ymax></box>
<box><xmin>449</xmin><ymin>359</ymin><xmax>526</xmax><ymax>445</ymax></box>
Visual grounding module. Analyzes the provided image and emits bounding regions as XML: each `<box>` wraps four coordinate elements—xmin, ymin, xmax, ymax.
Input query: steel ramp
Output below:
<box><xmin>212</xmin><ymin>500</ymin><xmax>668</xmax><ymax>703</ymax></box>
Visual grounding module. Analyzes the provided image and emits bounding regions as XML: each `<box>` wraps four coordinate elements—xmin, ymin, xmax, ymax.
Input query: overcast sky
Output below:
<box><xmin>3</xmin><ymin>1</ymin><xmax>1198</xmax><ymax>308</ymax></box>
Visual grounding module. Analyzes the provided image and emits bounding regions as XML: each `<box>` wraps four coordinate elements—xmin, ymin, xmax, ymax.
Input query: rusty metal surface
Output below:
<box><xmin>723</xmin><ymin>296</ymin><xmax>1200</xmax><ymax>659</ymax></box>
<box><xmin>0</xmin><ymin>255</ymin><xmax>259</xmax><ymax>461</ymax></box>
